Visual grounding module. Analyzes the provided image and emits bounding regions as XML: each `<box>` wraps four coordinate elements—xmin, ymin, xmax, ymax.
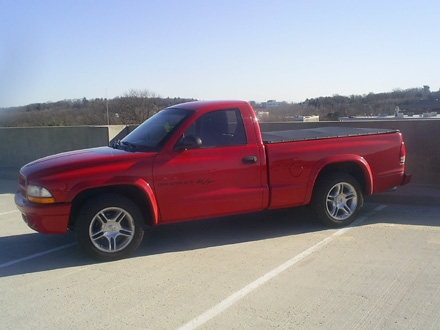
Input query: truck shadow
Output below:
<box><xmin>0</xmin><ymin>207</ymin><xmax>321</xmax><ymax>278</ymax></box>
<box><xmin>136</xmin><ymin>202</ymin><xmax>440</xmax><ymax>258</ymax></box>
<box><xmin>137</xmin><ymin>207</ymin><xmax>319</xmax><ymax>256</ymax></box>
<box><xmin>1</xmin><ymin>203</ymin><xmax>438</xmax><ymax>278</ymax></box>
<box><xmin>0</xmin><ymin>232</ymin><xmax>90</xmax><ymax>278</ymax></box>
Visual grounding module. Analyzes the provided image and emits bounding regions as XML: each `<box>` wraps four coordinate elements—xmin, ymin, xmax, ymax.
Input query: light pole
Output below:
<box><xmin>106</xmin><ymin>89</ymin><xmax>110</xmax><ymax>126</ymax></box>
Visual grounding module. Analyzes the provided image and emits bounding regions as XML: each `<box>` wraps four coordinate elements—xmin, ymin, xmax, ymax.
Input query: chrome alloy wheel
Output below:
<box><xmin>326</xmin><ymin>182</ymin><xmax>358</xmax><ymax>221</ymax></box>
<box><xmin>89</xmin><ymin>207</ymin><xmax>135</xmax><ymax>253</ymax></box>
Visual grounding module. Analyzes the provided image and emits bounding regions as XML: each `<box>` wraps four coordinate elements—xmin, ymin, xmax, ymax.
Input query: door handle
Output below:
<box><xmin>242</xmin><ymin>156</ymin><xmax>258</xmax><ymax>165</ymax></box>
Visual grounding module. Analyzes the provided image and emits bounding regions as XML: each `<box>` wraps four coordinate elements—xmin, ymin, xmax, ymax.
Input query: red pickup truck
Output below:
<box><xmin>15</xmin><ymin>100</ymin><xmax>411</xmax><ymax>260</ymax></box>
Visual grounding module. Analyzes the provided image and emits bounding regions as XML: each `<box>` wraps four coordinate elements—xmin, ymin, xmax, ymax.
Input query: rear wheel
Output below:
<box><xmin>310</xmin><ymin>172</ymin><xmax>364</xmax><ymax>227</ymax></box>
<box><xmin>75</xmin><ymin>193</ymin><xmax>144</xmax><ymax>261</ymax></box>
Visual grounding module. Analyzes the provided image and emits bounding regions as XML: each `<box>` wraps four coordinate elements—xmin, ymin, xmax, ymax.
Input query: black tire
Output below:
<box><xmin>75</xmin><ymin>193</ymin><xmax>144</xmax><ymax>261</ymax></box>
<box><xmin>310</xmin><ymin>172</ymin><xmax>364</xmax><ymax>228</ymax></box>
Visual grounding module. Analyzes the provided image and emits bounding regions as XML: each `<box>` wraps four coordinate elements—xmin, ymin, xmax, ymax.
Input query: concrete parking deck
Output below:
<box><xmin>1</xmin><ymin>171</ymin><xmax>439</xmax><ymax>329</ymax></box>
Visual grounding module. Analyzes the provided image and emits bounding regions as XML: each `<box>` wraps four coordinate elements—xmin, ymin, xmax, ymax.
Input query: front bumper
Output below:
<box><xmin>15</xmin><ymin>191</ymin><xmax>71</xmax><ymax>234</ymax></box>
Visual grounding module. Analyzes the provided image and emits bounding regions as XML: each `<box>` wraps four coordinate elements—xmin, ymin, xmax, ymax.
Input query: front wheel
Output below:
<box><xmin>75</xmin><ymin>194</ymin><xmax>144</xmax><ymax>261</ymax></box>
<box><xmin>310</xmin><ymin>172</ymin><xmax>364</xmax><ymax>227</ymax></box>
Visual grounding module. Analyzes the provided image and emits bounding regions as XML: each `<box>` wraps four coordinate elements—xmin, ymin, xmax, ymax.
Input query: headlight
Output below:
<box><xmin>27</xmin><ymin>184</ymin><xmax>56</xmax><ymax>204</ymax></box>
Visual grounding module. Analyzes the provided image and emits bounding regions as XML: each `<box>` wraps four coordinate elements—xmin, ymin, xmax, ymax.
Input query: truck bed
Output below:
<box><xmin>262</xmin><ymin>127</ymin><xmax>399</xmax><ymax>144</ymax></box>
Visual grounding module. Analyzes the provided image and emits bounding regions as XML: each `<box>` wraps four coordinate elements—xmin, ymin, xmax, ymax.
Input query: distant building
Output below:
<box><xmin>422</xmin><ymin>112</ymin><xmax>439</xmax><ymax>118</ymax></box>
<box><xmin>339</xmin><ymin>113</ymin><xmax>440</xmax><ymax>121</ymax></box>
<box><xmin>257</xmin><ymin>111</ymin><xmax>270</xmax><ymax>120</ymax></box>
<box><xmin>262</xmin><ymin>100</ymin><xmax>282</xmax><ymax>108</ymax></box>
<box><xmin>285</xmin><ymin>115</ymin><xmax>320</xmax><ymax>122</ymax></box>
<box><xmin>339</xmin><ymin>107</ymin><xmax>440</xmax><ymax>121</ymax></box>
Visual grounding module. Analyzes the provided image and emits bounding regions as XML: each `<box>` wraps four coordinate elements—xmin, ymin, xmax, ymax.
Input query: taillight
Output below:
<box><xmin>400</xmin><ymin>141</ymin><xmax>406</xmax><ymax>165</ymax></box>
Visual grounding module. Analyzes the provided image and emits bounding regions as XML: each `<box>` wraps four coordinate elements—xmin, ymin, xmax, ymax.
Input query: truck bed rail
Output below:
<box><xmin>262</xmin><ymin>127</ymin><xmax>399</xmax><ymax>143</ymax></box>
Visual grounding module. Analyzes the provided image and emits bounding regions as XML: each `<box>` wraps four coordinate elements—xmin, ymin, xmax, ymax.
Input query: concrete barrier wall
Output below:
<box><xmin>1</xmin><ymin>120</ymin><xmax>438</xmax><ymax>184</ymax></box>
<box><xmin>0</xmin><ymin>126</ymin><xmax>111</xmax><ymax>168</ymax></box>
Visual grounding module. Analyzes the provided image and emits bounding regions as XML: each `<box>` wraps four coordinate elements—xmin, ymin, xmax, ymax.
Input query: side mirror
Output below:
<box><xmin>174</xmin><ymin>135</ymin><xmax>202</xmax><ymax>151</ymax></box>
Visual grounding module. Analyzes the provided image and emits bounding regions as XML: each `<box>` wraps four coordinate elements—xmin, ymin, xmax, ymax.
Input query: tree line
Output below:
<box><xmin>0</xmin><ymin>87</ymin><xmax>439</xmax><ymax>127</ymax></box>
<box><xmin>0</xmin><ymin>90</ymin><xmax>195</xmax><ymax>127</ymax></box>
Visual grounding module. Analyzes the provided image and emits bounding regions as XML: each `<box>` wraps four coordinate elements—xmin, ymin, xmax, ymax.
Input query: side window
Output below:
<box><xmin>177</xmin><ymin>108</ymin><xmax>247</xmax><ymax>148</ymax></box>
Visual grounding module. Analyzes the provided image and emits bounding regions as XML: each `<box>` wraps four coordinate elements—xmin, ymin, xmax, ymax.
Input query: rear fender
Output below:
<box><xmin>305</xmin><ymin>155</ymin><xmax>373</xmax><ymax>204</ymax></box>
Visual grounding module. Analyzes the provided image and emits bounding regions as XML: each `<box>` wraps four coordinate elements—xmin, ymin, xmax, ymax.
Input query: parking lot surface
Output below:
<box><xmin>1</xmin><ymin>174</ymin><xmax>439</xmax><ymax>329</ymax></box>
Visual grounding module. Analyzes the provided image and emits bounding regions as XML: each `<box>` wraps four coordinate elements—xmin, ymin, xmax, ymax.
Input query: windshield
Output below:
<box><xmin>119</xmin><ymin>108</ymin><xmax>193</xmax><ymax>152</ymax></box>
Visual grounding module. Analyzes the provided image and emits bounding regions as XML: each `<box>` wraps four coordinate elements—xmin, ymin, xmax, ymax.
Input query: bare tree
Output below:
<box><xmin>115</xmin><ymin>89</ymin><xmax>160</xmax><ymax>124</ymax></box>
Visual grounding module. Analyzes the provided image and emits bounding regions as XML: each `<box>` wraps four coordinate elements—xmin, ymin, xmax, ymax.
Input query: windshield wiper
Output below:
<box><xmin>121</xmin><ymin>141</ymin><xmax>138</xmax><ymax>152</ymax></box>
<box><xmin>112</xmin><ymin>140</ymin><xmax>155</xmax><ymax>153</ymax></box>
<box><xmin>111</xmin><ymin>140</ymin><xmax>121</xmax><ymax>149</ymax></box>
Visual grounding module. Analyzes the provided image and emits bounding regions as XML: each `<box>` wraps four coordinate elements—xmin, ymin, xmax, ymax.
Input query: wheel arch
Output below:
<box><xmin>305</xmin><ymin>155</ymin><xmax>373</xmax><ymax>205</ymax></box>
<box><xmin>68</xmin><ymin>180</ymin><xmax>159</xmax><ymax>230</ymax></box>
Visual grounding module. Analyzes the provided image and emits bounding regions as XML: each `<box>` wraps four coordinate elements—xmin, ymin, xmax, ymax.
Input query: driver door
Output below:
<box><xmin>153</xmin><ymin>108</ymin><xmax>264</xmax><ymax>223</ymax></box>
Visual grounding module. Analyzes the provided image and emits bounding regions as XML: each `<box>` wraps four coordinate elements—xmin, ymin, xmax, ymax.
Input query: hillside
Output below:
<box><xmin>0</xmin><ymin>90</ymin><xmax>195</xmax><ymax>127</ymax></box>
<box><xmin>256</xmin><ymin>86</ymin><xmax>440</xmax><ymax>121</ymax></box>
<box><xmin>1</xmin><ymin>87</ymin><xmax>439</xmax><ymax>127</ymax></box>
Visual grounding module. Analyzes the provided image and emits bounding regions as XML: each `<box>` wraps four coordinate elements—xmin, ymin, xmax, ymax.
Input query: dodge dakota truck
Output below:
<box><xmin>15</xmin><ymin>100</ymin><xmax>411</xmax><ymax>260</ymax></box>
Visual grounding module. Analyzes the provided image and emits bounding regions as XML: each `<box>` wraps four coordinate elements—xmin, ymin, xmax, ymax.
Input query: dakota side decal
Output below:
<box><xmin>157</xmin><ymin>179</ymin><xmax>214</xmax><ymax>187</ymax></box>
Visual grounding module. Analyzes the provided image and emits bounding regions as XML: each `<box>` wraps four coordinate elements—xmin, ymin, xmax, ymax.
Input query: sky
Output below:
<box><xmin>1</xmin><ymin>0</ymin><xmax>439</xmax><ymax>108</ymax></box>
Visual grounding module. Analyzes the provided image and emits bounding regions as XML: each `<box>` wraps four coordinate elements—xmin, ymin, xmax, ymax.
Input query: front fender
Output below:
<box><xmin>305</xmin><ymin>154</ymin><xmax>373</xmax><ymax>204</ymax></box>
<box><xmin>67</xmin><ymin>176</ymin><xmax>160</xmax><ymax>227</ymax></box>
<box><xmin>133</xmin><ymin>178</ymin><xmax>160</xmax><ymax>226</ymax></box>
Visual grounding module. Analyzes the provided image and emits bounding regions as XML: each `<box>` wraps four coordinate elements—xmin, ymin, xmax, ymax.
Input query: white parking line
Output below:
<box><xmin>0</xmin><ymin>210</ymin><xmax>19</xmax><ymax>216</ymax></box>
<box><xmin>177</xmin><ymin>205</ymin><xmax>387</xmax><ymax>330</ymax></box>
<box><xmin>0</xmin><ymin>243</ymin><xmax>77</xmax><ymax>269</ymax></box>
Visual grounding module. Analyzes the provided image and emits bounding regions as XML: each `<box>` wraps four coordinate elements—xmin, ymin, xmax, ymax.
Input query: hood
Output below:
<box><xmin>21</xmin><ymin>146</ymin><xmax>157</xmax><ymax>180</ymax></box>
